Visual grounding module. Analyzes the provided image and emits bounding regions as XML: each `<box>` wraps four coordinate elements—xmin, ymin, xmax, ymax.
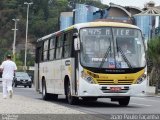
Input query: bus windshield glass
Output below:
<box><xmin>80</xmin><ymin>27</ymin><xmax>146</xmax><ymax>69</ymax></box>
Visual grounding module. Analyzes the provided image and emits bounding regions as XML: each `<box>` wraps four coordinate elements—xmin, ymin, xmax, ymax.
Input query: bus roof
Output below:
<box><xmin>37</xmin><ymin>21</ymin><xmax>139</xmax><ymax>42</ymax></box>
<box><xmin>73</xmin><ymin>22</ymin><xmax>139</xmax><ymax>29</ymax></box>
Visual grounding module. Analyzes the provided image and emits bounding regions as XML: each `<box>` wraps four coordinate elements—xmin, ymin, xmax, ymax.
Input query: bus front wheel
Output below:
<box><xmin>118</xmin><ymin>97</ymin><xmax>130</xmax><ymax>106</ymax></box>
<box><xmin>66</xmin><ymin>81</ymin><xmax>78</xmax><ymax>105</ymax></box>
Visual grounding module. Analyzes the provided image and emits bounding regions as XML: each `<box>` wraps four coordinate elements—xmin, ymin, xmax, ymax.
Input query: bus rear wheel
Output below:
<box><xmin>42</xmin><ymin>80</ymin><xmax>50</xmax><ymax>100</ymax></box>
<box><xmin>66</xmin><ymin>81</ymin><xmax>78</xmax><ymax>105</ymax></box>
<box><xmin>118</xmin><ymin>97</ymin><xmax>130</xmax><ymax>106</ymax></box>
<box><xmin>82</xmin><ymin>97</ymin><xmax>98</xmax><ymax>102</ymax></box>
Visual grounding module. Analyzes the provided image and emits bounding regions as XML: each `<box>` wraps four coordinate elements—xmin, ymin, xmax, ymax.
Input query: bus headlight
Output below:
<box><xmin>81</xmin><ymin>71</ymin><xmax>95</xmax><ymax>84</ymax></box>
<box><xmin>85</xmin><ymin>76</ymin><xmax>95</xmax><ymax>84</ymax></box>
<box><xmin>136</xmin><ymin>74</ymin><xmax>147</xmax><ymax>84</ymax></box>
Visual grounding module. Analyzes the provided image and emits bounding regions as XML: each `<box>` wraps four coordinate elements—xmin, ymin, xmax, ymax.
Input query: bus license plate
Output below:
<box><xmin>110</xmin><ymin>87</ymin><xmax>121</xmax><ymax>92</ymax></box>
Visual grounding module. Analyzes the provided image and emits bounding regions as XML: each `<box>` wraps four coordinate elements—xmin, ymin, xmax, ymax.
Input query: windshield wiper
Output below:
<box><xmin>117</xmin><ymin>47</ymin><xmax>132</xmax><ymax>68</ymax></box>
<box><xmin>99</xmin><ymin>46</ymin><xmax>111</xmax><ymax>68</ymax></box>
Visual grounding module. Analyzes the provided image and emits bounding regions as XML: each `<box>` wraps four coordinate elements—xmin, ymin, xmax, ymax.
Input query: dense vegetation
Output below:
<box><xmin>0</xmin><ymin>0</ymin><xmax>107</xmax><ymax>66</ymax></box>
<box><xmin>147</xmin><ymin>36</ymin><xmax>160</xmax><ymax>94</ymax></box>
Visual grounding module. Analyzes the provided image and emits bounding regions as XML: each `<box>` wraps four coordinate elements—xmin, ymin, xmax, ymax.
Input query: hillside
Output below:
<box><xmin>0</xmin><ymin>0</ymin><xmax>107</xmax><ymax>66</ymax></box>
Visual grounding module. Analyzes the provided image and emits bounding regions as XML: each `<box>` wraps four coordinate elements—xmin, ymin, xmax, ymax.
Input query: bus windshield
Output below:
<box><xmin>80</xmin><ymin>27</ymin><xmax>146</xmax><ymax>69</ymax></box>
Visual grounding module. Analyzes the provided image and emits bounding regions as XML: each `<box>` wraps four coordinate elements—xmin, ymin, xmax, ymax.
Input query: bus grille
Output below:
<box><xmin>96</xmin><ymin>79</ymin><xmax>134</xmax><ymax>85</ymax></box>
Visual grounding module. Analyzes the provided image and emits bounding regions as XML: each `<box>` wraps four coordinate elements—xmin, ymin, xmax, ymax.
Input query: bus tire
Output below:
<box><xmin>82</xmin><ymin>97</ymin><xmax>98</xmax><ymax>102</ymax></box>
<box><xmin>29</xmin><ymin>85</ymin><xmax>32</xmax><ymax>88</ymax></box>
<box><xmin>118</xmin><ymin>97</ymin><xmax>130</xmax><ymax>106</ymax></box>
<box><xmin>50</xmin><ymin>94</ymin><xmax>58</xmax><ymax>100</ymax></box>
<box><xmin>42</xmin><ymin>80</ymin><xmax>50</xmax><ymax>100</ymax></box>
<box><xmin>66</xmin><ymin>81</ymin><xmax>78</xmax><ymax>105</ymax></box>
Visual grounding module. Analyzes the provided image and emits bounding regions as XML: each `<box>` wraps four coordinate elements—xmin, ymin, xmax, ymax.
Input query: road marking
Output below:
<box><xmin>132</xmin><ymin>97</ymin><xmax>160</xmax><ymax>103</ymax></box>
<box><xmin>130</xmin><ymin>103</ymin><xmax>152</xmax><ymax>107</ymax></box>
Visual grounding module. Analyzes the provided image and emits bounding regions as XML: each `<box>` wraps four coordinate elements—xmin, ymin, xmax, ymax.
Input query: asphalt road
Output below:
<box><xmin>0</xmin><ymin>83</ymin><xmax>160</xmax><ymax>117</ymax></box>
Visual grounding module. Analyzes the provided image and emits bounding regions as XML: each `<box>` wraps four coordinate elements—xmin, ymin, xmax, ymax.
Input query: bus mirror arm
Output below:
<box><xmin>73</xmin><ymin>33</ymin><xmax>78</xmax><ymax>37</ymax></box>
<box><xmin>74</xmin><ymin>38</ymin><xmax>80</xmax><ymax>51</ymax></box>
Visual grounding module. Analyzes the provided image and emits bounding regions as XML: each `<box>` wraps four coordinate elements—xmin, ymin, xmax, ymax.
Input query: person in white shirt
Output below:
<box><xmin>0</xmin><ymin>55</ymin><xmax>17</xmax><ymax>99</ymax></box>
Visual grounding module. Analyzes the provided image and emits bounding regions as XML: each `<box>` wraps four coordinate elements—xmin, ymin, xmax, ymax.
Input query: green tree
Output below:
<box><xmin>0</xmin><ymin>0</ymin><xmax>107</xmax><ymax>66</ymax></box>
<box><xmin>147</xmin><ymin>36</ymin><xmax>160</xmax><ymax>94</ymax></box>
<box><xmin>68</xmin><ymin>0</ymin><xmax>108</xmax><ymax>9</ymax></box>
<box><xmin>15</xmin><ymin>50</ymin><xmax>34</xmax><ymax>66</ymax></box>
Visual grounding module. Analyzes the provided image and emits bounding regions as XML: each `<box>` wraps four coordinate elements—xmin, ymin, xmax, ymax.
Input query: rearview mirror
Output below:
<box><xmin>74</xmin><ymin>38</ymin><xmax>80</xmax><ymax>51</ymax></box>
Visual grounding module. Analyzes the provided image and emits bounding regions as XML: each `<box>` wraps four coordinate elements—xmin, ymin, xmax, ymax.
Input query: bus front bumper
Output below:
<box><xmin>78</xmin><ymin>78</ymin><xmax>147</xmax><ymax>97</ymax></box>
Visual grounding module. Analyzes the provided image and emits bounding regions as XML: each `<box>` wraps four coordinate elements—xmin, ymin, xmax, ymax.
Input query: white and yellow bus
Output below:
<box><xmin>34</xmin><ymin>22</ymin><xmax>147</xmax><ymax>106</ymax></box>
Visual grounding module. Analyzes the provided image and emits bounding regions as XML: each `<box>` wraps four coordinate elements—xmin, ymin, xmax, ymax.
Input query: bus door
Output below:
<box><xmin>61</xmin><ymin>31</ymin><xmax>78</xmax><ymax>95</ymax></box>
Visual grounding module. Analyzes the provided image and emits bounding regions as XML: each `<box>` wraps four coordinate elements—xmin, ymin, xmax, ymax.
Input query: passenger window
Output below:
<box><xmin>49</xmin><ymin>37</ymin><xmax>56</xmax><ymax>60</ymax></box>
<box><xmin>43</xmin><ymin>40</ymin><xmax>49</xmax><ymax>61</ymax></box>
<box><xmin>64</xmin><ymin>32</ymin><xmax>72</xmax><ymax>58</ymax></box>
<box><xmin>56</xmin><ymin>35</ymin><xmax>63</xmax><ymax>59</ymax></box>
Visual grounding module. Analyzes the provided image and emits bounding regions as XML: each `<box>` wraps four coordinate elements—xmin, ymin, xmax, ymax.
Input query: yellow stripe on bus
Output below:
<box><xmin>83</xmin><ymin>69</ymin><xmax>144</xmax><ymax>85</ymax></box>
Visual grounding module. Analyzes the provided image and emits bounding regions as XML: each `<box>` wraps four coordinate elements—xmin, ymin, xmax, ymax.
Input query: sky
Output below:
<box><xmin>101</xmin><ymin>0</ymin><xmax>160</xmax><ymax>8</ymax></box>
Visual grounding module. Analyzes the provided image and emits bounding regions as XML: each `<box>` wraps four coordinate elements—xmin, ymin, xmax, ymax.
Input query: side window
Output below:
<box><xmin>43</xmin><ymin>40</ymin><xmax>49</xmax><ymax>61</ymax></box>
<box><xmin>36</xmin><ymin>46</ymin><xmax>43</xmax><ymax>63</ymax></box>
<box><xmin>56</xmin><ymin>35</ymin><xmax>63</xmax><ymax>59</ymax></box>
<box><xmin>49</xmin><ymin>37</ymin><xmax>56</xmax><ymax>60</ymax></box>
<box><xmin>64</xmin><ymin>32</ymin><xmax>72</xmax><ymax>58</ymax></box>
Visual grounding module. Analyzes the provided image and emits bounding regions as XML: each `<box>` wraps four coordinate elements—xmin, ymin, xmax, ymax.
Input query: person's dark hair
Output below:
<box><xmin>6</xmin><ymin>54</ymin><xmax>12</xmax><ymax>59</ymax></box>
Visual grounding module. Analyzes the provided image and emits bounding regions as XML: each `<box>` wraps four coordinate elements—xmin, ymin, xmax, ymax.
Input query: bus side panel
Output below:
<box><xmin>38</xmin><ymin>58</ymin><xmax>76</xmax><ymax>95</ymax></box>
<box><xmin>38</xmin><ymin>60</ymin><xmax>62</xmax><ymax>94</ymax></box>
<box><xmin>52</xmin><ymin>60</ymin><xmax>62</xmax><ymax>94</ymax></box>
<box><xmin>39</xmin><ymin>61</ymin><xmax>56</xmax><ymax>94</ymax></box>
